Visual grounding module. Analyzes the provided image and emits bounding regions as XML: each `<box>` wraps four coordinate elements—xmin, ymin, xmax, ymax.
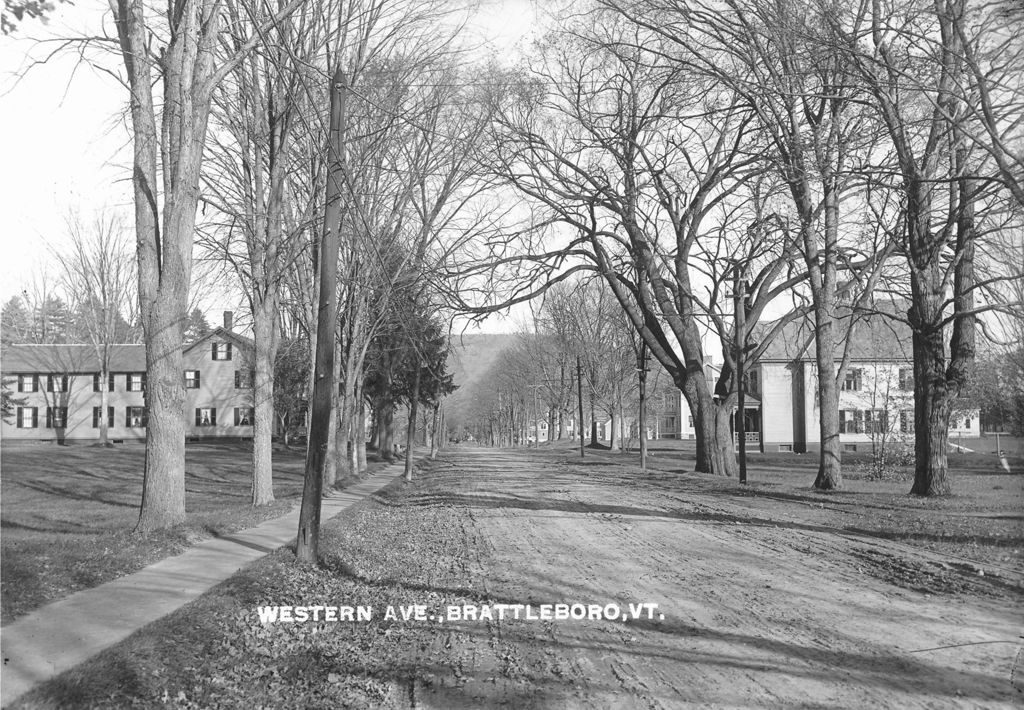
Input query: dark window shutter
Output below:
<box><xmin>31</xmin><ymin>408</ymin><xmax>38</xmax><ymax>428</ymax></box>
<box><xmin>126</xmin><ymin>407</ymin><xmax>132</xmax><ymax>427</ymax></box>
<box><xmin>195</xmin><ymin>408</ymin><xmax>202</xmax><ymax>426</ymax></box>
<box><xmin>234</xmin><ymin>370</ymin><xmax>240</xmax><ymax>388</ymax></box>
<box><xmin>46</xmin><ymin>375</ymin><xmax>53</xmax><ymax>392</ymax></box>
<box><xmin>196</xmin><ymin>370</ymin><xmax>201</xmax><ymax>388</ymax></box>
<box><xmin>211</xmin><ymin>342</ymin><xmax>217</xmax><ymax>360</ymax></box>
<box><xmin>94</xmin><ymin>374</ymin><xmax>100</xmax><ymax>392</ymax></box>
<box><xmin>93</xmin><ymin>407</ymin><xmax>99</xmax><ymax>428</ymax></box>
<box><xmin>17</xmin><ymin>377</ymin><xmax>24</xmax><ymax>393</ymax></box>
<box><xmin>109</xmin><ymin>373</ymin><xmax>115</xmax><ymax>391</ymax></box>
<box><xmin>61</xmin><ymin>375</ymin><xmax>69</xmax><ymax>391</ymax></box>
<box><xmin>16</xmin><ymin>408</ymin><xmax>23</xmax><ymax>428</ymax></box>
<box><xmin>210</xmin><ymin>408</ymin><xmax>217</xmax><ymax>426</ymax></box>
<box><xmin>33</xmin><ymin>375</ymin><xmax>39</xmax><ymax>392</ymax></box>
<box><xmin>46</xmin><ymin>407</ymin><xmax>53</xmax><ymax>428</ymax></box>
<box><xmin>226</xmin><ymin>343</ymin><xmax>232</xmax><ymax>361</ymax></box>
<box><xmin>142</xmin><ymin>408</ymin><xmax>148</xmax><ymax>427</ymax></box>
<box><xmin>234</xmin><ymin>408</ymin><xmax>240</xmax><ymax>426</ymax></box>
<box><xmin>108</xmin><ymin>407</ymin><xmax>114</xmax><ymax>427</ymax></box>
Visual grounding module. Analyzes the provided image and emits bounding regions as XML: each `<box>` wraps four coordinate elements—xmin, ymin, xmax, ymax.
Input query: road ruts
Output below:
<box><xmin>405</xmin><ymin>446</ymin><xmax>1022</xmax><ymax>709</ymax></box>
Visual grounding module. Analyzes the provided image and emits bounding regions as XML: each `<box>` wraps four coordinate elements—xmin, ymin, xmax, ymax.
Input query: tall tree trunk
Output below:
<box><xmin>115</xmin><ymin>0</ymin><xmax>218</xmax><ymax>532</ymax></box>
<box><xmin>381</xmin><ymin>405</ymin><xmax>395</xmax><ymax>460</ymax></box>
<box><xmin>99</xmin><ymin>370</ymin><xmax>109</xmax><ymax>447</ymax></box>
<box><xmin>356</xmin><ymin>396</ymin><xmax>368</xmax><ymax>472</ymax></box>
<box><xmin>251</xmin><ymin>294</ymin><xmax>278</xmax><ymax>505</ymax></box>
<box><xmin>813</xmin><ymin>304</ymin><xmax>842</xmax><ymax>490</ymax></box>
<box><xmin>430</xmin><ymin>402</ymin><xmax>440</xmax><ymax>459</ymax></box>
<box><xmin>404</xmin><ymin>366</ymin><xmax>421</xmax><ymax>481</ymax></box>
<box><xmin>137</xmin><ymin>315</ymin><xmax>188</xmax><ymax>531</ymax></box>
<box><xmin>323</xmin><ymin>348</ymin><xmax>342</xmax><ymax>489</ymax></box>
<box><xmin>909</xmin><ymin>287</ymin><xmax>952</xmax><ymax>495</ymax></box>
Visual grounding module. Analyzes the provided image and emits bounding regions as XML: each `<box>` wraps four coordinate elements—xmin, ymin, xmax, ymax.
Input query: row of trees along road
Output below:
<box><xmin>4</xmin><ymin>0</ymin><xmax>1021</xmax><ymax>556</ymax></box>
<box><xmin>450</xmin><ymin>0</ymin><xmax>1023</xmax><ymax>498</ymax></box>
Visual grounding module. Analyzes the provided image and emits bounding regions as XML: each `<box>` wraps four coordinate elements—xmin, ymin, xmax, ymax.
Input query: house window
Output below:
<box><xmin>234</xmin><ymin>369</ymin><xmax>254</xmax><ymax>389</ymax></box>
<box><xmin>184</xmin><ymin>370</ymin><xmax>201</xmax><ymax>389</ymax></box>
<box><xmin>47</xmin><ymin>374</ymin><xmax>69</xmax><ymax>392</ymax></box>
<box><xmin>964</xmin><ymin>418</ymin><xmax>972</xmax><ymax>429</ymax></box>
<box><xmin>899</xmin><ymin>410</ymin><xmax>913</xmax><ymax>433</ymax></box>
<box><xmin>841</xmin><ymin>369</ymin><xmax>862</xmax><ymax>392</ymax></box>
<box><xmin>46</xmin><ymin>406</ymin><xmax>68</xmax><ymax>428</ymax></box>
<box><xmin>126</xmin><ymin>406</ymin><xmax>148</xmax><ymax>428</ymax></box>
<box><xmin>92</xmin><ymin>406</ymin><xmax>115</xmax><ymax>428</ymax></box>
<box><xmin>778</xmin><ymin>444</ymin><xmax>793</xmax><ymax>452</ymax></box>
<box><xmin>212</xmin><ymin>342</ymin><xmax>232</xmax><ymax>361</ymax></box>
<box><xmin>863</xmin><ymin>409</ymin><xmax>887</xmax><ymax>434</ymax></box>
<box><xmin>898</xmin><ymin>367</ymin><xmax>913</xmax><ymax>391</ymax></box>
<box><xmin>93</xmin><ymin>373</ymin><xmax>116</xmax><ymax>392</ymax></box>
<box><xmin>196</xmin><ymin>407</ymin><xmax>217</xmax><ymax>427</ymax></box>
<box><xmin>127</xmin><ymin>373</ymin><xmax>146</xmax><ymax>392</ymax></box>
<box><xmin>234</xmin><ymin>407</ymin><xmax>253</xmax><ymax>426</ymax></box>
<box><xmin>744</xmin><ymin>370</ymin><xmax>760</xmax><ymax>395</ymax></box>
<box><xmin>843</xmin><ymin>443</ymin><xmax>858</xmax><ymax>452</ymax></box>
<box><xmin>839</xmin><ymin>409</ymin><xmax>856</xmax><ymax>432</ymax></box>
<box><xmin>17</xmin><ymin>374</ymin><xmax>38</xmax><ymax>392</ymax></box>
<box><xmin>17</xmin><ymin>406</ymin><xmax>38</xmax><ymax>428</ymax></box>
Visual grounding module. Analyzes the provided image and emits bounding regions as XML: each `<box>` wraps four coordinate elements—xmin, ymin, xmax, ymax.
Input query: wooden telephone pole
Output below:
<box><xmin>296</xmin><ymin>68</ymin><xmax>347</xmax><ymax>564</ymax></box>
<box><xmin>576</xmin><ymin>356</ymin><xmax>585</xmax><ymax>458</ymax></box>
<box><xmin>637</xmin><ymin>342</ymin><xmax>649</xmax><ymax>471</ymax></box>
<box><xmin>734</xmin><ymin>263</ymin><xmax>748</xmax><ymax>485</ymax></box>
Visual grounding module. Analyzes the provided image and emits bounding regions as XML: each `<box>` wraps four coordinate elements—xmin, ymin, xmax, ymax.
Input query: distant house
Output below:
<box><xmin>747</xmin><ymin>312</ymin><xmax>979</xmax><ymax>453</ymax></box>
<box><xmin>594</xmin><ymin>311</ymin><xmax>979</xmax><ymax>453</ymax></box>
<box><xmin>2</xmin><ymin>312</ymin><xmax>256</xmax><ymax>443</ymax></box>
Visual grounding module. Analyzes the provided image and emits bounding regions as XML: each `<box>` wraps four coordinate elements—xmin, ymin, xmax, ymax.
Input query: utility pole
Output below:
<box><xmin>637</xmin><ymin>342</ymin><xmax>649</xmax><ymax>471</ymax></box>
<box><xmin>297</xmin><ymin>68</ymin><xmax>347</xmax><ymax>564</ymax></box>
<box><xmin>734</xmin><ymin>262</ymin><xmax>748</xmax><ymax>485</ymax></box>
<box><xmin>576</xmin><ymin>355</ymin><xmax>585</xmax><ymax>458</ymax></box>
<box><xmin>533</xmin><ymin>383</ymin><xmax>541</xmax><ymax>447</ymax></box>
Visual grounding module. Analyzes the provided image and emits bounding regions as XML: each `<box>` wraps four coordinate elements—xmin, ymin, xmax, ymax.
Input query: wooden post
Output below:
<box><xmin>638</xmin><ymin>342</ymin><xmax>648</xmax><ymax>471</ymax></box>
<box><xmin>296</xmin><ymin>68</ymin><xmax>347</xmax><ymax>564</ymax></box>
<box><xmin>735</xmin><ymin>264</ymin><xmax>748</xmax><ymax>485</ymax></box>
<box><xmin>577</xmin><ymin>356</ymin><xmax>585</xmax><ymax>458</ymax></box>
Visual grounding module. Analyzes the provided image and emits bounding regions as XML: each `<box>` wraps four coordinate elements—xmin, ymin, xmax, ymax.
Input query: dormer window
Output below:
<box><xmin>212</xmin><ymin>342</ymin><xmax>232</xmax><ymax>361</ymax></box>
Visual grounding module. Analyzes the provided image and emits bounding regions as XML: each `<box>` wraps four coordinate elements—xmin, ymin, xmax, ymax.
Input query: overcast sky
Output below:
<box><xmin>0</xmin><ymin>0</ymin><xmax>538</xmax><ymax>332</ymax></box>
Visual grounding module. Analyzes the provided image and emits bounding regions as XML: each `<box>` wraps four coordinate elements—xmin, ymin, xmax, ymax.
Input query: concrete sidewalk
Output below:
<box><xmin>0</xmin><ymin>462</ymin><xmax>408</xmax><ymax>707</ymax></box>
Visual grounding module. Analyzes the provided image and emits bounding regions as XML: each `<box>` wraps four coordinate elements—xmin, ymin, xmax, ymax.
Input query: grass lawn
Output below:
<box><xmin>9</xmin><ymin>446</ymin><xmax>1022</xmax><ymax>709</ymax></box>
<box><xmin>562</xmin><ymin>437</ymin><xmax>1024</xmax><ymax>575</ymax></box>
<box><xmin>1</xmin><ymin>440</ymin><xmax>385</xmax><ymax>626</ymax></box>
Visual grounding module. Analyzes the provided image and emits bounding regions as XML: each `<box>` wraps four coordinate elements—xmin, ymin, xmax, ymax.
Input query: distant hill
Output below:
<box><xmin>445</xmin><ymin>333</ymin><xmax>518</xmax><ymax>432</ymax></box>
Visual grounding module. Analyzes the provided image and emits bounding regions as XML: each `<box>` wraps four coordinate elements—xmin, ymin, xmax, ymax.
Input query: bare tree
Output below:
<box><xmin>51</xmin><ymin>209</ymin><xmax>137</xmax><ymax>446</ymax></box>
<box><xmin>829</xmin><ymin>0</ymin><xmax>991</xmax><ymax>495</ymax></box>
<box><xmin>108</xmin><ymin>0</ymin><xmax>300</xmax><ymax>530</ymax></box>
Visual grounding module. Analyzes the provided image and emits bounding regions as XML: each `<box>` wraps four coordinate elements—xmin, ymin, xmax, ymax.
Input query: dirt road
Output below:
<box><xmin>405</xmin><ymin>447</ymin><xmax>1022</xmax><ymax>709</ymax></box>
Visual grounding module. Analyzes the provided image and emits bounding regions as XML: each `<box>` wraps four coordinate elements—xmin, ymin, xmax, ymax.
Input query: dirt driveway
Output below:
<box><xmin>409</xmin><ymin>447</ymin><xmax>1023</xmax><ymax>709</ymax></box>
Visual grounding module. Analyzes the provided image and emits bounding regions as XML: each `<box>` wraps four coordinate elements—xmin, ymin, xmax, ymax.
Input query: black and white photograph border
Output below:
<box><xmin>1</xmin><ymin>0</ymin><xmax>1022</xmax><ymax>707</ymax></box>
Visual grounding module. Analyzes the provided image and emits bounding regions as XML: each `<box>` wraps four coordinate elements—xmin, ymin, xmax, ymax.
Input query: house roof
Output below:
<box><xmin>1</xmin><ymin>343</ymin><xmax>146</xmax><ymax>373</ymax></box>
<box><xmin>184</xmin><ymin>327</ymin><xmax>254</xmax><ymax>354</ymax></box>
<box><xmin>756</xmin><ymin>308</ymin><xmax>913</xmax><ymax>363</ymax></box>
<box><xmin>2</xmin><ymin>328</ymin><xmax>253</xmax><ymax>373</ymax></box>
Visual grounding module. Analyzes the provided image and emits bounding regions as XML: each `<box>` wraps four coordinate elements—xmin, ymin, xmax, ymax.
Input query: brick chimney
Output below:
<box><xmin>223</xmin><ymin>310</ymin><xmax>234</xmax><ymax>331</ymax></box>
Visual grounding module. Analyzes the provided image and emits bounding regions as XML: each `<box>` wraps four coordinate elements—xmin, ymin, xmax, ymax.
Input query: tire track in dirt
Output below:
<box><xmin>412</xmin><ymin>447</ymin><xmax>1023</xmax><ymax>709</ymax></box>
